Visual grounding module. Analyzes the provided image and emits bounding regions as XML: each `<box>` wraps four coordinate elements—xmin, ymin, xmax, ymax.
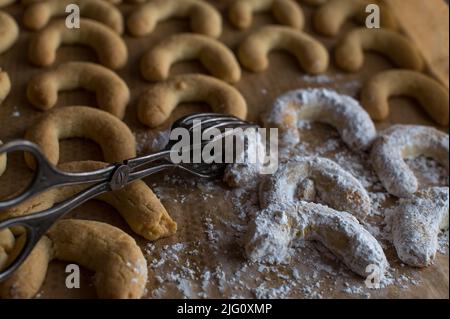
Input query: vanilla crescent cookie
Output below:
<box><xmin>314</xmin><ymin>0</ymin><xmax>397</xmax><ymax>37</ymax></box>
<box><xmin>0</xmin><ymin>219</ymin><xmax>148</xmax><ymax>299</ymax></box>
<box><xmin>27</xmin><ymin>62</ymin><xmax>130</xmax><ymax>119</ymax></box>
<box><xmin>0</xmin><ymin>11</ymin><xmax>19</xmax><ymax>55</ymax></box>
<box><xmin>238</xmin><ymin>25</ymin><xmax>329</xmax><ymax>74</ymax></box>
<box><xmin>24</xmin><ymin>106</ymin><xmax>136</xmax><ymax>168</ymax></box>
<box><xmin>0</xmin><ymin>228</ymin><xmax>14</xmax><ymax>270</ymax></box>
<box><xmin>1</xmin><ymin>161</ymin><xmax>177</xmax><ymax>241</ymax></box>
<box><xmin>23</xmin><ymin>0</ymin><xmax>124</xmax><ymax>33</ymax></box>
<box><xmin>371</xmin><ymin>125</ymin><xmax>449</xmax><ymax>198</ymax></box>
<box><xmin>245</xmin><ymin>201</ymin><xmax>388</xmax><ymax>277</ymax></box>
<box><xmin>334</xmin><ymin>28</ymin><xmax>424</xmax><ymax>72</ymax></box>
<box><xmin>259</xmin><ymin>157</ymin><xmax>371</xmax><ymax>221</ymax></box>
<box><xmin>138</xmin><ymin>74</ymin><xmax>248</xmax><ymax>128</ymax></box>
<box><xmin>140</xmin><ymin>33</ymin><xmax>241</xmax><ymax>83</ymax></box>
<box><xmin>361</xmin><ymin>70</ymin><xmax>449</xmax><ymax>126</ymax></box>
<box><xmin>390</xmin><ymin>187</ymin><xmax>449</xmax><ymax>268</ymax></box>
<box><xmin>228</xmin><ymin>0</ymin><xmax>304</xmax><ymax>30</ymax></box>
<box><xmin>265</xmin><ymin>88</ymin><xmax>376</xmax><ymax>151</ymax></box>
<box><xmin>29</xmin><ymin>18</ymin><xmax>128</xmax><ymax>69</ymax></box>
<box><xmin>127</xmin><ymin>0</ymin><xmax>222</xmax><ymax>38</ymax></box>
<box><xmin>0</xmin><ymin>68</ymin><xmax>11</xmax><ymax>105</ymax></box>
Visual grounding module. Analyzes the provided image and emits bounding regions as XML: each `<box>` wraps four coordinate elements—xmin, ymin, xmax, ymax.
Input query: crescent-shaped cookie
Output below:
<box><xmin>259</xmin><ymin>157</ymin><xmax>371</xmax><ymax>221</ymax></box>
<box><xmin>127</xmin><ymin>0</ymin><xmax>222</xmax><ymax>38</ymax></box>
<box><xmin>228</xmin><ymin>0</ymin><xmax>304</xmax><ymax>30</ymax></box>
<box><xmin>238</xmin><ymin>25</ymin><xmax>329</xmax><ymax>74</ymax></box>
<box><xmin>361</xmin><ymin>70</ymin><xmax>449</xmax><ymax>126</ymax></box>
<box><xmin>334</xmin><ymin>28</ymin><xmax>424</xmax><ymax>72</ymax></box>
<box><xmin>1</xmin><ymin>161</ymin><xmax>177</xmax><ymax>241</ymax></box>
<box><xmin>24</xmin><ymin>106</ymin><xmax>136</xmax><ymax>168</ymax></box>
<box><xmin>138</xmin><ymin>74</ymin><xmax>247</xmax><ymax>128</ymax></box>
<box><xmin>314</xmin><ymin>0</ymin><xmax>398</xmax><ymax>36</ymax></box>
<box><xmin>23</xmin><ymin>0</ymin><xmax>124</xmax><ymax>33</ymax></box>
<box><xmin>0</xmin><ymin>219</ymin><xmax>148</xmax><ymax>299</ymax></box>
<box><xmin>0</xmin><ymin>11</ymin><xmax>19</xmax><ymax>55</ymax></box>
<box><xmin>0</xmin><ymin>69</ymin><xmax>10</xmax><ymax>105</ymax></box>
<box><xmin>29</xmin><ymin>18</ymin><xmax>128</xmax><ymax>69</ymax></box>
<box><xmin>140</xmin><ymin>33</ymin><xmax>241</xmax><ymax>83</ymax></box>
<box><xmin>27</xmin><ymin>62</ymin><xmax>130</xmax><ymax>119</ymax></box>
<box><xmin>265</xmin><ymin>88</ymin><xmax>376</xmax><ymax>150</ymax></box>
<box><xmin>391</xmin><ymin>187</ymin><xmax>449</xmax><ymax>267</ymax></box>
<box><xmin>245</xmin><ymin>201</ymin><xmax>388</xmax><ymax>277</ymax></box>
<box><xmin>371</xmin><ymin>125</ymin><xmax>449</xmax><ymax>198</ymax></box>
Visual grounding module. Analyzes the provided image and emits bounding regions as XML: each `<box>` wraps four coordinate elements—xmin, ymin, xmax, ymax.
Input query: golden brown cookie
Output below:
<box><xmin>138</xmin><ymin>74</ymin><xmax>248</xmax><ymax>128</ymax></box>
<box><xmin>27</xmin><ymin>62</ymin><xmax>130</xmax><ymax>119</ymax></box>
<box><xmin>0</xmin><ymin>68</ymin><xmax>10</xmax><ymax>105</ymax></box>
<box><xmin>361</xmin><ymin>70</ymin><xmax>449</xmax><ymax>126</ymax></box>
<box><xmin>127</xmin><ymin>0</ymin><xmax>222</xmax><ymax>38</ymax></box>
<box><xmin>24</xmin><ymin>106</ymin><xmax>136</xmax><ymax>168</ymax></box>
<box><xmin>0</xmin><ymin>219</ymin><xmax>148</xmax><ymax>299</ymax></box>
<box><xmin>29</xmin><ymin>18</ymin><xmax>128</xmax><ymax>69</ymax></box>
<box><xmin>238</xmin><ymin>25</ymin><xmax>329</xmax><ymax>74</ymax></box>
<box><xmin>23</xmin><ymin>0</ymin><xmax>124</xmax><ymax>33</ymax></box>
<box><xmin>314</xmin><ymin>0</ymin><xmax>398</xmax><ymax>36</ymax></box>
<box><xmin>140</xmin><ymin>33</ymin><xmax>241</xmax><ymax>83</ymax></box>
<box><xmin>0</xmin><ymin>11</ymin><xmax>19</xmax><ymax>54</ymax></box>
<box><xmin>228</xmin><ymin>0</ymin><xmax>304</xmax><ymax>30</ymax></box>
<box><xmin>334</xmin><ymin>28</ymin><xmax>424</xmax><ymax>72</ymax></box>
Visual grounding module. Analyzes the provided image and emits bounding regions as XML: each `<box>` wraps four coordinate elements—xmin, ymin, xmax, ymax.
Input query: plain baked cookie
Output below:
<box><xmin>27</xmin><ymin>62</ymin><xmax>130</xmax><ymax>119</ymax></box>
<box><xmin>140</xmin><ymin>33</ymin><xmax>241</xmax><ymax>83</ymax></box>
<box><xmin>23</xmin><ymin>0</ymin><xmax>124</xmax><ymax>33</ymax></box>
<box><xmin>238</xmin><ymin>25</ymin><xmax>329</xmax><ymax>74</ymax></box>
<box><xmin>0</xmin><ymin>219</ymin><xmax>148</xmax><ymax>299</ymax></box>
<box><xmin>24</xmin><ymin>106</ymin><xmax>136</xmax><ymax>168</ymax></box>
<box><xmin>334</xmin><ymin>28</ymin><xmax>424</xmax><ymax>72</ymax></box>
<box><xmin>127</xmin><ymin>0</ymin><xmax>222</xmax><ymax>38</ymax></box>
<box><xmin>29</xmin><ymin>18</ymin><xmax>128</xmax><ymax>69</ymax></box>
<box><xmin>138</xmin><ymin>74</ymin><xmax>248</xmax><ymax>128</ymax></box>
<box><xmin>360</xmin><ymin>69</ymin><xmax>449</xmax><ymax>126</ymax></box>
<box><xmin>228</xmin><ymin>0</ymin><xmax>304</xmax><ymax>30</ymax></box>
<box><xmin>370</xmin><ymin>125</ymin><xmax>449</xmax><ymax>198</ymax></box>
<box><xmin>0</xmin><ymin>68</ymin><xmax>10</xmax><ymax>105</ymax></box>
<box><xmin>265</xmin><ymin>88</ymin><xmax>376</xmax><ymax>151</ymax></box>
<box><xmin>0</xmin><ymin>10</ymin><xmax>19</xmax><ymax>54</ymax></box>
<box><xmin>314</xmin><ymin>0</ymin><xmax>398</xmax><ymax>36</ymax></box>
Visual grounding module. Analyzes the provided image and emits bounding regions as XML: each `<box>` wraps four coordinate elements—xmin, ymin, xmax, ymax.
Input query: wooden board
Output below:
<box><xmin>0</xmin><ymin>0</ymin><xmax>448</xmax><ymax>299</ymax></box>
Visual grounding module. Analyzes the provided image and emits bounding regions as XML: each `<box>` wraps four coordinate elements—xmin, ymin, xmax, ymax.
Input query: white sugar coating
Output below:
<box><xmin>224</xmin><ymin>131</ymin><xmax>266</xmax><ymax>188</ymax></box>
<box><xmin>264</xmin><ymin>88</ymin><xmax>377</xmax><ymax>151</ymax></box>
<box><xmin>371</xmin><ymin>125</ymin><xmax>449</xmax><ymax>198</ymax></box>
<box><xmin>388</xmin><ymin>187</ymin><xmax>449</xmax><ymax>267</ymax></box>
<box><xmin>245</xmin><ymin>201</ymin><xmax>389</xmax><ymax>278</ymax></box>
<box><xmin>259</xmin><ymin>157</ymin><xmax>371</xmax><ymax>221</ymax></box>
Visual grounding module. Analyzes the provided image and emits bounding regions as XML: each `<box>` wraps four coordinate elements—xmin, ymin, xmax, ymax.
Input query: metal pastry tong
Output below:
<box><xmin>0</xmin><ymin>113</ymin><xmax>257</xmax><ymax>281</ymax></box>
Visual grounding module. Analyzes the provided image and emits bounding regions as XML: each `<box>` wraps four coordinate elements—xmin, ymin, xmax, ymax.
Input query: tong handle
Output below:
<box><xmin>0</xmin><ymin>140</ymin><xmax>115</xmax><ymax>212</ymax></box>
<box><xmin>0</xmin><ymin>182</ymin><xmax>110</xmax><ymax>282</ymax></box>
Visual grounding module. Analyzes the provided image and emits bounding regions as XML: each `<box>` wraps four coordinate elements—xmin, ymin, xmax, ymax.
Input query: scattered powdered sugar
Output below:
<box><xmin>11</xmin><ymin>105</ymin><xmax>20</xmax><ymax>118</ymax></box>
<box><xmin>134</xmin><ymin>92</ymin><xmax>448</xmax><ymax>299</ymax></box>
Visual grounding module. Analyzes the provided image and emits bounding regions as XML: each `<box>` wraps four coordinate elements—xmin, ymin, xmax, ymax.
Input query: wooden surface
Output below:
<box><xmin>0</xmin><ymin>0</ymin><xmax>448</xmax><ymax>299</ymax></box>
